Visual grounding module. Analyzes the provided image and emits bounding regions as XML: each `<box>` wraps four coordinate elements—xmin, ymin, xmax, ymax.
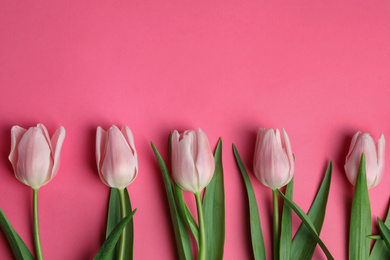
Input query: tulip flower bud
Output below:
<box><xmin>253</xmin><ymin>128</ymin><xmax>294</xmax><ymax>189</ymax></box>
<box><xmin>344</xmin><ymin>132</ymin><xmax>385</xmax><ymax>189</ymax></box>
<box><xmin>8</xmin><ymin>124</ymin><xmax>66</xmax><ymax>189</ymax></box>
<box><xmin>171</xmin><ymin>128</ymin><xmax>215</xmax><ymax>193</ymax></box>
<box><xmin>96</xmin><ymin>125</ymin><xmax>138</xmax><ymax>189</ymax></box>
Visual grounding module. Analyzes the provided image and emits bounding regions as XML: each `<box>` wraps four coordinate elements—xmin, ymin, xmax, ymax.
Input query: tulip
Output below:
<box><xmin>171</xmin><ymin>128</ymin><xmax>215</xmax><ymax>194</ymax></box>
<box><xmin>171</xmin><ymin>128</ymin><xmax>215</xmax><ymax>260</ymax></box>
<box><xmin>344</xmin><ymin>132</ymin><xmax>385</xmax><ymax>189</ymax></box>
<box><xmin>96</xmin><ymin>125</ymin><xmax>138</xmax><ymax>189</ymax></box>
<box><xmin>253</xmin><ymin>127</ymin><xmax>293</xmax><ymax>260</ymax></box>
<box><xmin>8</xmin><ymin>124</ymin><xmax>66</xmax><ymax>189</ymax></box>
<box><xmin>253</xmin><ymin>128</ymin><xmax>294</xmax><ymax>189</ymax></box>
<box><xmin>8</xmin><ymin>124</ymin><xmax>65</xmax><ymax>260</ymax></box>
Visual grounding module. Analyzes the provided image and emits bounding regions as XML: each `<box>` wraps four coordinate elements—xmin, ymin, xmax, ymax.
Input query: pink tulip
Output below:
<box><xmin>96</xmin><ymin>125</ymin><xmax>138</xmax><ymax>189</ymax></box>
<box><xmin>344</xmin><ymin>132</ymin><xmax>385</xmax><ymax>189</ymax></box>
<box><xmin>171</xmin><ymin>128</ymin><xmax>215</xmax><ymax>193</ymax></box>
<box><xmin>253</xmin><ymin>128</ymin><xmax>294</xmax><ymax>189</ymax></box>
<box><xmin>8</xmin><ymin>124</ymin><xmax>66</xmax><ymax>189</ymax></box>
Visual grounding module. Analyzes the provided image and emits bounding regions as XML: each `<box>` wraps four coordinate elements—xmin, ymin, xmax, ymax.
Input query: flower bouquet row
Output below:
<box><xmin>0</xmin><ymin>124</ymin><xmax>389</xmax><ymax>260</ymax></box>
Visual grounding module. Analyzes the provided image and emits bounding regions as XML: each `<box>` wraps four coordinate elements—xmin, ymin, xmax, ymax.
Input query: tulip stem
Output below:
<box><xmin>117</xmin><ymin>188</ymin><xmax>127</xmax><ymax>260</ymax></box>
<box><xmin>272</xmin><ymin>189</ymin><xmax>280</xmax><ymax>260</ymax></box>
<box><xmin>33</xmin><ymin>188</ymin><xmax>43</xmax><ymax>260</ymax></box>
<box><xmin>195</xmin><ymin>192</ymin><xmax>206</xmax><ymax>260</ymax></box>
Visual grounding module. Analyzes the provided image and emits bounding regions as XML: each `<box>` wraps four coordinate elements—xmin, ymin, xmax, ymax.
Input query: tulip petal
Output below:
<box><xmin>16</xmin><ymin>127</ymin><xmax>52</xmax><ymax>189</ymax></box>
<box><xmin>9</xmin><ymin>126</ymin><xmax>27</xmax><ymax>174</ymax></box>
<box><xmin>121</xmin><ymin>126</ymin><xmax>138</xmax><ymax>176</ymax></box>
<box><xmin>373</xmin><ymin>133</ymin><xmax>385</xmax><ymax>188</ymax></box>
<box><xmin>37</xmin><ymin>124</ymin><xmax>53</xmax><ymax>151</ymax></box>
<box><xmin>346</xmin><ymin>132</ymin><xmax>362</xmax><ymax>161</ymax></box>
<box><xmin>258</xmin><ymin>129</ymin><xmax>289</xmax><ymax>189</ymax></box>
<box><xmin>50</xmin><ymin>126</ymin><xmax>66</xmax><ymax>179</ymax></box>
<box><xmin>96</xmin><ymin>126</ymin><xmax>107</xmax><ymax>173</ymax></box>
<box><xmin>101</xmin><ymin>126</ymin><xmax>137</xmax><ymax>189</ymax></box>
<box><xmin>281</xmin><ymin>128</ymin><xmax>294</xmax><ymax>185</ymax></box>
<box><xmin>195</xmin><ymin>128</ymin><xmax>215</xmax><ymax>190</ymax></box>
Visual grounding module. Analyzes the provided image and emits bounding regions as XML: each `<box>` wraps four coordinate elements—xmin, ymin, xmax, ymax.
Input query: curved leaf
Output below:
<box><xmin>203</xmin><ymin>138</ymin><xmax>225</xmax><ymax>260</ymax></box>
<box><xmin>106</xmin><ymin>188</ymin><xmax>134</xmax><ymax>260</ymax></box>
<box><xmin>378</xmin><ymin>218</ymin><xmax>390</xmax><ymax>251</ymax></box>
<box><xmin>94</xmin><ymin>209</ymin><xmax>136</xmax><ymax>260</ymax></box>
<box><xmin>151</xmin><ymin>142</ymin><xmax>193</xmax><ymax>260</ymax></box>
<box><xmin>291</xmin><ymin>162</ymin><xmax>333</xmax><ymax>259</ymax></box>
<box><xmin>0</xmin><ymin>209</ymin><xmax>34</xmax><ymax>260</ymax></box>
<box><xmin>233</xmin><ymin>144</ymin><xmax>266</xmax><ymax>260</ymax></box>
<box><xmin>370</xmin><ymin>205</ymin><xmax>390</xmax><ymax>259</ymax></box>
<box><xmin>278</xmin><ymin>190</ymin><xmax>334</xmax><ymax>260</ymax></box>
<box><xmin>280</xmin><ymin>178</ymin><xmax>294</xmax><ymax>260</ymax></box>
<box><xmin>174</xmin><ymin>184</ymin><xmax>200</xmax><ymax>245</ymax></box>
<box><xmin>349</xmin><ymin>153</ymin><xmax>371</xmax><ymax>260</ymax></box>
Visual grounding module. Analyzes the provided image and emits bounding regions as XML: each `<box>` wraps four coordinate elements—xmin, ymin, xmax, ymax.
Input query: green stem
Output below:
<box><xmin>33</xmin><ymin>188</ymin><xmax>43</xmax><ymax>260</ymax></box>
<box><xmin>118</xmin><ymin>188</ymin><xmax>127</xmax><ymax>260</ymax></box>
<box><xmin>195</xmin><ymin>192</ymin><xmax>206</xmax><ymax>260</ymax></box>
<box><xmin>273</xmin><ymin>189</ymin><xmax>280</xmax><ymax>260</ymax></box>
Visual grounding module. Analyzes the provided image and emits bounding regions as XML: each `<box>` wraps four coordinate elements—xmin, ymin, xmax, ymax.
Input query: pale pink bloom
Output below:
<box><xmin>344</xmin><ymin>132</ymin><xmax>385</xmax><ymax>189</ymax></box>
<box><xmin>96</xmin><ymin>126</ymin><xmax>138</xmax><ymax>189</ymax></box>
<box><xmin>171</xmin><ymin>128</ymin><xmax>215</xmax><ymax>193</ymax></box>
<box><xmin>8</xmin><ymin>124</ymin><xmax>66</xmax><ymax>189</ymax></box>
<box><xmin>253</xmin><ymin>128</ymin><xmax>294</xmax><ymax>189</ymax></box>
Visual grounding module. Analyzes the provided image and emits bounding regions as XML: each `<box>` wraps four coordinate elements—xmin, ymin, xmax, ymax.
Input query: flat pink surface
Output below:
<box><xmin>1</xmin><ymin>1</ymin><xmax>390</xmax><ymax>259</ymax></box>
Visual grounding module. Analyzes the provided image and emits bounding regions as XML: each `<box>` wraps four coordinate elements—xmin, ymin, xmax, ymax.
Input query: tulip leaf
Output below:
<box><xmin>174</xmin><ymin>184</ymin><xmax>200</xmax><ymax>245</ymax></box>
<box><xmin>291</xmin><ymin>161</ymin><xmax>333</xmax><ymax>259</ymax></box>
<box><xmin>378</xmin><ymin>218</ymin><xmax>390</xmax><ymax>252</ymax></box>
<box><xmin>277</xmin><ymin>190</ymin><xmax>334</xmax><ymax>260</ymax></box>
<box><xmin>370</xmin><ymin>205</ymin><xmax>390</xmax><ymax>259</ymax></box>
<box><xmin>151</xmin><ymin>142</ymin><xmax>193</xmax><ymax>260</ymax></box>
<box><xmin>349</xmin><ymin>153</ymin><xmax>371</xmax><ymax>260</ymax></box>
<box><xmin>233</xmin><ymin>144</ymin><xmax>266</xmax><ymax>260</ymax></box>
<box><xmin>106</xmin><ymin>188</ymin><xmax>134</xmax><ymax>260</ymax></box>
<box><xmin>203</xmin><ymin>138</ymin><xmax>225</xmax><ymax>260</ymax></box>
<box><xmin>280</xmin><ymin>178</ymin><xmax>294</xmax><ymax>260</ymax></box>
<box><xmin>0</xmin><ymin>209</ymin><xmax>34</xmax><ymax>260</ymax></box>
<box><xmin>94</xmin><ymin>209</ymin><xmax>136</xmax><ymax>260</ymax></box>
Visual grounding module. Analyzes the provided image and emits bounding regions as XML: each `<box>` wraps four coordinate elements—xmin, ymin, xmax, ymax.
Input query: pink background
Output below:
<box><xmin>1</xmin><ymin>1</ymin><xmax>390</xmax><ymax>259</ymax></box>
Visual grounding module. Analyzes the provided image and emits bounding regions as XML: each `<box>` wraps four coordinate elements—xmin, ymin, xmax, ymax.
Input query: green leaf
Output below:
<box><xmin>203</xmin><ymin>138</ymin><xmax>225</xmax><ymax>260</ymax></box>
<box><xmin>0</xmin><ymin>209</ymin><xmax>34</xmax><ymax>260</ymax></box>
<box><xmin>278</xmin><ymin>190</ymin><xmax>334</xmax><ymax>260</ymax></box>
<box><xmin>349</xmin><ymin>153</ymin><xmax>371</xmax><ymax>260</ymax></box>
<box><xmin>94</xmin><ymin>209</ymin><xmax>136</xmax><ymax>260</ymax></box>
<box><xmin>174</xmin><ymin>183</ymin><xmax>200</xmax><ymax>245</ymax></box>
<box><xmin>368</xmin><ymin>235</ymin><xmax>382</xmax><ymax>240</ymax></box>
<box><xmin>233</xmin><ymin>144</ymin><xmax>266</xmax><ymax>260</ymax></box>
<box><xmin>370</xmin><ymin>204</ymin><xmax>390</xmax><ymax>259</ymax></box>
<box><xmin>280</xmin><ymin>178</ymin><xmax>294</xmax><ymax>260</ymax></box>
<box><xmin>378</xmin><ymin>218</ymin><xmax>390</xmax><ymax>251</ymax></box>
<box><xmin>291</xmin><ymin>162</ymin><xmax>333</xmax><ymax>259</ymax></box>
<box><xmin>151</xmin><ymin>142</ymin><xmax>193</xmax><ymax>260</ymax></box>
<box><xmin>106</xmin><ymin>188</ymin><xmax>134</xmax><ymax>260</ymax></box>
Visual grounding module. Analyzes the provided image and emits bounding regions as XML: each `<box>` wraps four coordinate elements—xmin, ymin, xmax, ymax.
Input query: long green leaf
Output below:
<box><xmin>151</xmin><ymin>142</ymin><xmax>193</xmax><ymax>260</ymax></box>
<box><xmin>106</xmin><ymin>188</ymin><xmax>134</xmax><ymax>260</ymax></box>
<box><xmin>0</xmin><ymin>209</ymin><xmax>34</xmax><ymax>260</ymax></box>
<box><xmin>291</xmin><ymin>162</ymin><xmax>333</xmax><ymax>259</ymax></box>
<box><xmin>203</xmin><ymin>138</ymin><xmax>225</xmax><ymax>260</ymax></box>
<box><xmin>349</xmin><ymin>153</ymin><xmax>371</xmax><ymax>260</ymax></box>
<box><xmin>378</xmin><ymin>218</ymin><xmax>390</xmax><ymax>251</ymax></box>
<box><xmin>370</xmin><ymin>205</ymin><xmax>390</xmax><ymax>259</ymax></box>
<box><xmin>94</xmin><ymin>209</ymin><xmax>136</xmax><ymax>260</ymax></box>
<box><xmin>174</xmin><ymin>183</ymin><xmax>200</xmax><ymax>245</ymax></box>
<box><xmin>233</xmin><ymin>144</ymin><xmax>266</xmax><ymax>260</ymax></box>
<box><xmin>280</xmin><ymin>178</ymin><xmax>294</xmax><ymax>260</ymax></box>
<box><xmin>278</xmin><ymin>190</ymin><xmax>334</xmax><ymax>260</ymax></box>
